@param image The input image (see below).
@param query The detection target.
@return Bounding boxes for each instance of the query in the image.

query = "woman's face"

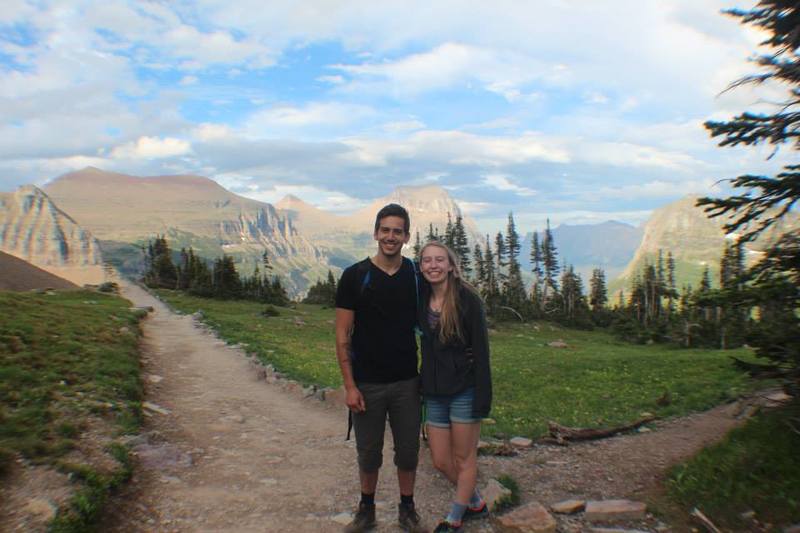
[420,246,453,285]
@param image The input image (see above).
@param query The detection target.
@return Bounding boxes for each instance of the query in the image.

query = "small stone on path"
[496,501,556,533]
[550,499,585,514]
[331,512,352,525]
[482,478,512,511]
[510,436,533,448]
[585,500,647,522]
[142,401,171,415]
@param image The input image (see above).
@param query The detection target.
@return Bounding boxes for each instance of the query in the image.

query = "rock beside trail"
[510,436,533,448]
[585,500,647,522]
[482,478,512,511]
[550,499,585,514]
[496,501,557,532]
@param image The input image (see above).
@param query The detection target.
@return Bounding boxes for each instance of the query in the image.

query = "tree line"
[143,236,289,305]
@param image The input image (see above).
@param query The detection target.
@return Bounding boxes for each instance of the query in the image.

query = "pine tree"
[472,242,485,289]
[144,235,177,289]
[541,219,559,298]
[666,252,677,314]
[453,214,471,277]
[413,231,422,262]
[589,268,608,313]
[444,212,455,249]
[697,1,800,394]
[494,231,507,287]
[427,223,438,242]
[482,235,499,311]
[503,213,526,309]
[529,231,544,315]
[213,255,242,298]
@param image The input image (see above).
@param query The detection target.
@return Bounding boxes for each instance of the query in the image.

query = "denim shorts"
[425,387,479,428]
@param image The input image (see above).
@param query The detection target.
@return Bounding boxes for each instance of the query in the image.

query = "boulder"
[510,436,533,448]
[550,499,585,514]
[585,500,647,522]
[496,502,556,532]
[482,478,512,511]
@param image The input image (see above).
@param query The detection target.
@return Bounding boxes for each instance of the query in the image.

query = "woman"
[418,241,492,533]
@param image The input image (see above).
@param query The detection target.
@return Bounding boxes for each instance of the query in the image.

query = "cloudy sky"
[0,0,791,233]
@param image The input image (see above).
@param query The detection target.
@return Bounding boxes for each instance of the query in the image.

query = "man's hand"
[346,387,366,413]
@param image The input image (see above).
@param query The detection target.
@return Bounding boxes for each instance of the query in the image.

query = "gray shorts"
[352,376,421,473]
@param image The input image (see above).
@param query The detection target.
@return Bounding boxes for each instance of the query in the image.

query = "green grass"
[0,289,144,533]
[156,291,756,439]
[493,474,521,512]
[0,290,144,471]
[667,402,800,529]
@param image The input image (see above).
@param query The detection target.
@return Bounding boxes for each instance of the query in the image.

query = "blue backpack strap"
[357,257,372,296]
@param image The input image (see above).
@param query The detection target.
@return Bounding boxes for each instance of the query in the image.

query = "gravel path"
[103,283,745,532]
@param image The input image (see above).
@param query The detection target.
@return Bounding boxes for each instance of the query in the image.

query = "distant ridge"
[0,251,78,291]
[0,185,105,286]
[44,167,329,295]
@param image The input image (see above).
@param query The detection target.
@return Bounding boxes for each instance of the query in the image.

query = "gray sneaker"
[398,502,426,533]
[344,502,376,533]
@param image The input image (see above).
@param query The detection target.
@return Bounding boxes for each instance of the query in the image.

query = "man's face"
[374,215,410,258]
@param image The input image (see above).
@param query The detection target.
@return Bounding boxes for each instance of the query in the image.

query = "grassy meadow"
[0,289,144,531]
[667,402,800,529]
[156,290,756,438]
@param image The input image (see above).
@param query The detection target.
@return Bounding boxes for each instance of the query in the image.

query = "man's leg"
[347,383,388,532]
[387,377,423,531]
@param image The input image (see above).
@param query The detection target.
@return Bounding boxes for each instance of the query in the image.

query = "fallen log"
[544,416,657,444]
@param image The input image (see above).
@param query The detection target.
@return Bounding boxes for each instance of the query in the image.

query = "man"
[335,203,425,533]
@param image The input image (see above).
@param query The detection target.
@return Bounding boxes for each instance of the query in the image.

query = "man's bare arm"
[335,307,365,412]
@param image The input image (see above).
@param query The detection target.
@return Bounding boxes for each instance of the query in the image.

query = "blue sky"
[0,0,792,234]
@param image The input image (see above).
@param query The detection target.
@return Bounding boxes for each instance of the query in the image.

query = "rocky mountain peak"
[0,184,104,285]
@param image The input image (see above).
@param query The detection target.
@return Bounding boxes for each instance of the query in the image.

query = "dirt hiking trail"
[105,283,745,532]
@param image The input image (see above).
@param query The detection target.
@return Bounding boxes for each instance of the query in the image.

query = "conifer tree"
[666,251,677,314]
[697,1,800,393]
[494,231,507,289]
[503,213,526,308]
[453,214,471,277]
[413,231,422,262]
[482,235,499,310]
[589,268,608,313]
[472,242,485,288]
[541,219,560,298]
[444,212,455,249]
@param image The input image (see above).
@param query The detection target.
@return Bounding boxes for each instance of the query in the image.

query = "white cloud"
[482,174,537,197]
[594,179,719,201]
[244,102,376,136]
[343,130,569,168]
[576,141,706,173]
[457,201,493,215]
[242,183,367,212]
[192,123,235,141]
[381,119,426,133]
[317,74,345,85]
[110,136,192,159]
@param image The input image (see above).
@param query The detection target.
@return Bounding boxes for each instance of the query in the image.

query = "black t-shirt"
[335,258,418,384]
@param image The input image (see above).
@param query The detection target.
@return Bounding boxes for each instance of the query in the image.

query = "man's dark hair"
[374,203,410,234]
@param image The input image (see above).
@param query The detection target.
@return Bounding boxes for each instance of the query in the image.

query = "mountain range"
[0,185,105,286]
[1,166,796,298]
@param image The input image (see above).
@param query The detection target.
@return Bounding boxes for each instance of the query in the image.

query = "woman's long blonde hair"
[420,241,470,343]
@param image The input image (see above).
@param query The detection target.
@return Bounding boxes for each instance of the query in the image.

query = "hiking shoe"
[463,501,489,520]
[433,519,463,532]
[397,502,426,533]
[344,502,376,533]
